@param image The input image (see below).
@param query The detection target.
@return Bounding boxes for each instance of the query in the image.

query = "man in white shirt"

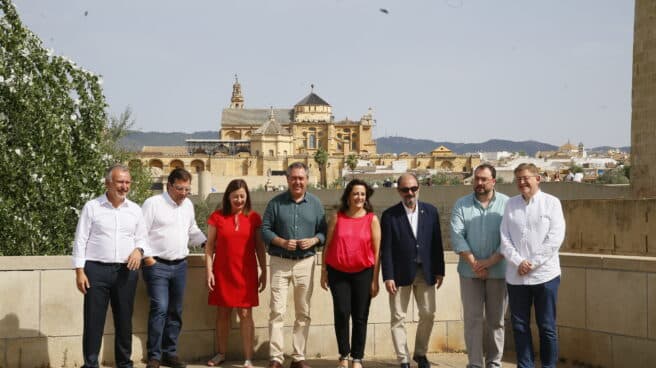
[500,163,566,368]
[72,164,148,368]
[141,168,207,368]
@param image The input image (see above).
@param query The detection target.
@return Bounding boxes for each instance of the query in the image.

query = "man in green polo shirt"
[262,162,326,368]
[450,163,509,368]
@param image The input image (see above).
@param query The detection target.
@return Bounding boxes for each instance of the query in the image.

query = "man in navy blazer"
[381,173,445,368]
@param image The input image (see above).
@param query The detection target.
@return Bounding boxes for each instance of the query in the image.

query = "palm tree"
[313,147,328,188]
[346,154,358,180]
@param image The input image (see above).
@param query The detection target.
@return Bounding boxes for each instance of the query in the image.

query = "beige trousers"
[268,256,315,363]
[389,266,436,363]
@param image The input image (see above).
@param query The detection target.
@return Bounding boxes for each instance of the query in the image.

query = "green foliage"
[346,154,358,172]
[596,169,630,184]
[0,1,147,255]
[569,162,584,173]
[431,173,462,185]
[313,147,328,188]
[106,108,152,204]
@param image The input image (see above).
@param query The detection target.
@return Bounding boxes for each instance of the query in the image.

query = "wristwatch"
[136,247,144,256]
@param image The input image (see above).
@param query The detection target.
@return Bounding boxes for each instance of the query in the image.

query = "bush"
[0,1,149,255]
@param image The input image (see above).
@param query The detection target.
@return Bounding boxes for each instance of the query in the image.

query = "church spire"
[230,74,244,109]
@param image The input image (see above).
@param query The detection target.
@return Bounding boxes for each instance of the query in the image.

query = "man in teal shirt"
[262,162,326,368]
[450,163,509,368]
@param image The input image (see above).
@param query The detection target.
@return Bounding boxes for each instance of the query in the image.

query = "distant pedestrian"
[321,179,381,368]
[261,162,326,368]
[450,163,509,368]
[380,173,445,368]
[501,163,566,368]
[205,179,267,368]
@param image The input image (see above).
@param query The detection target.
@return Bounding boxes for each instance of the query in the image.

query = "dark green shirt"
[261,191,326,258]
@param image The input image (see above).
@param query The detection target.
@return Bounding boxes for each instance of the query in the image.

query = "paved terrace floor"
[121,354,550,368]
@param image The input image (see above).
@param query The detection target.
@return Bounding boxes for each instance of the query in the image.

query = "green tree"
[313,147,328,189]
[105,107,152,204]
[0,0,143,255]
[596,168,630,184]
[346,154,358,179]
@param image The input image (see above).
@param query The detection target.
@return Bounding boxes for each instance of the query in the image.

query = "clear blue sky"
[14,0,634,147]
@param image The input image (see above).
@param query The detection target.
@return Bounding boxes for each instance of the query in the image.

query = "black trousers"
[82,261,138,368]
[327,265,373,360]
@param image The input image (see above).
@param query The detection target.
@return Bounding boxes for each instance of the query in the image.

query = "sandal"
[338,356,349,368]
[207,352,226,367]
[244,359,254,368]
[352,359,363,368]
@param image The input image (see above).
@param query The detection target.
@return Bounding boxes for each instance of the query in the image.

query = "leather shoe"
[161,355,186,368]
[413,355,430,368]
[400,363,410,368]
[269,360,283,368]
[146,359,161,368]
[290,360,312,368]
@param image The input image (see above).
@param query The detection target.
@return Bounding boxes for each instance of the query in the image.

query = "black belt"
[154,256,186,265]
[272,253,314,260]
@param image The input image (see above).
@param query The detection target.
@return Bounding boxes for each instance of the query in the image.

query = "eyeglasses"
[399,186,419,193]
[515,176,537,183]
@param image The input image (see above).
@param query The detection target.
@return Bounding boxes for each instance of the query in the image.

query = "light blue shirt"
[450,191,509,279]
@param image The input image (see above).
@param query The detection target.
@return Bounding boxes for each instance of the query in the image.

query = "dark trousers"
[507,276,560,368]
[83,261,138,368]
[327,265,373,360]
[142,259,187,361]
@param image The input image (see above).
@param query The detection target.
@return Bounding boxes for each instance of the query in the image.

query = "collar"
[522,189,542,204]
[473,190,497,208]
[285,190,307,203]
[402,201,418,215]
[100,193,128,209]
[163,191,183,207]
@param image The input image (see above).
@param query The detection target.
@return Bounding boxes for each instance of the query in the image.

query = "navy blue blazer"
[380,201,445,286]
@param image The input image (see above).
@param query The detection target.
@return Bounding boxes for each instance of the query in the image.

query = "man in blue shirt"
[450,164,509,368]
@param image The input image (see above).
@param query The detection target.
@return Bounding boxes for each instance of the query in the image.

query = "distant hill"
[375,137,559,156]
[588,145,631,153]
[121,131,629,156]
[120,130,218,151]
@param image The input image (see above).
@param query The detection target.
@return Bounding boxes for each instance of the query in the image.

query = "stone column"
[631,0,656,198]
[198,170,211,200]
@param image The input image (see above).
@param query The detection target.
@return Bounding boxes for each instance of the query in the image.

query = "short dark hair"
[475,163,496,179]
[286,162,309,178]
[219,179,252,216]
[168,168,192,185]
[339,179,374,213]
[396,172,418,187]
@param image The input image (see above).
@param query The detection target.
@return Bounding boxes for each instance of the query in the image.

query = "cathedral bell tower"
[230,74,244,109]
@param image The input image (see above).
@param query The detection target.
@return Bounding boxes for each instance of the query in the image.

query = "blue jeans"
[507,276,560,368]
[142,259,187,361]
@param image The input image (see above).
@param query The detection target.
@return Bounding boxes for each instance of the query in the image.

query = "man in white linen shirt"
[141,168,207,368]
[500,163,565,368]
[72,164,149,368]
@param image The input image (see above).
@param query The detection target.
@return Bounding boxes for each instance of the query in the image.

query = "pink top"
[325,212,375,273]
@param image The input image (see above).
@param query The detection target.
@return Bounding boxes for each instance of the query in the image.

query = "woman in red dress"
[205,179,267,368]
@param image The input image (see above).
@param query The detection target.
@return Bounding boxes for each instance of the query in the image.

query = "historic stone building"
[135,78,478,196]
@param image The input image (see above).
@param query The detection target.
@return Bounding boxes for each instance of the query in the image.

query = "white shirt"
[402,202,418,238]
[141,192,207,260]
[72,194,149,268]
[500,190,566,285]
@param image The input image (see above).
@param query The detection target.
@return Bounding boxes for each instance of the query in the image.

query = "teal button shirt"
[261,191,326,258]
[450,191,509,279]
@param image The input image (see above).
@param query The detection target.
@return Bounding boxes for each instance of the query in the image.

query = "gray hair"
[286,162,309,178]
[105,164,130,182]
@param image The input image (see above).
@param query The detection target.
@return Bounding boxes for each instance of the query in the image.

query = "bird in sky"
[379,8,389,14]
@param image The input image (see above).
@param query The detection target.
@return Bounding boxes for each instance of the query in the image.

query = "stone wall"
[1,252,655,367]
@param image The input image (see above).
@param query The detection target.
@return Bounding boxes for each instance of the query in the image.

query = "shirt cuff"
[73,257,86,268]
